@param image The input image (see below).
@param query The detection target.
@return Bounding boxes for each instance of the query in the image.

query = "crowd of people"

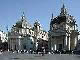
[0,48,80,56]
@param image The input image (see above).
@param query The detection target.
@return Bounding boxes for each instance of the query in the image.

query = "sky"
[0,0,80,32]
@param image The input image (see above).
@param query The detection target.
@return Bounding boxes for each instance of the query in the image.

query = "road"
[0,52,80,60]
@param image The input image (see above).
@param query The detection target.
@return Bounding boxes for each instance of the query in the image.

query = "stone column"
[18,36,21,51]
[10,39,12,50]
[68,34,70,50]
[66,36,67,46]
[50,36,52,51]
[65,34,68,50]
[54,37,57,50]
[15,38,17,50]
[48,38,51,51]
[19,38,21,50]
[51,39,54,51]
[75,36,78,47]
[8,39,9,51]
[12,39,13,50]
[54,44,57,50]
[9,39,11,50]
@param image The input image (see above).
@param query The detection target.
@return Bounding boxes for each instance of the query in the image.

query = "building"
[0,30,7,43]
[8,12,48,52]
[48,4,79,51]
[0,30,7,50]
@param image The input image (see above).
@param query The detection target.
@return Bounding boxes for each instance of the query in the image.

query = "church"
[8,4,79,52]
[8,12,48,52]
[48,4,79,51]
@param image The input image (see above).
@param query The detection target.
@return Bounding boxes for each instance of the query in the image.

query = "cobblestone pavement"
[0,52,80,60]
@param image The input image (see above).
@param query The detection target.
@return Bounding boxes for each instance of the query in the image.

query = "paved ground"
[0,52,80,60]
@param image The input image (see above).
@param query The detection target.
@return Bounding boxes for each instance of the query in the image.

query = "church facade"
[48,4,79,51]
[8,13,48,52]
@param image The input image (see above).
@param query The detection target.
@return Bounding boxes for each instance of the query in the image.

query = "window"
[29,29,31,34]
[42,36,43,38]
[31,42,33,44]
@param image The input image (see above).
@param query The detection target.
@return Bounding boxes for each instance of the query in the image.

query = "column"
[51,47,53,51]
[15,39,17,50]
[19,38,21,51]
[66,36,67,46]
[48,38,51,51]
[50,37,52,51]
[54,37,57,50]
[10,39,11,50]
[68,34,70,50]
[54,44,57,50]
[64,35,68,50]
[75,36,78,47]
[8,39,10,50]
[18,36,21,51]
[8,39,10,51]
[11,39,13,50]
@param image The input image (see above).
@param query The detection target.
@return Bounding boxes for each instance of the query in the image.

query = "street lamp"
[6,25,9,51]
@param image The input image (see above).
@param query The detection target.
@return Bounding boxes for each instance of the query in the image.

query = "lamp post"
[6,25,9,51]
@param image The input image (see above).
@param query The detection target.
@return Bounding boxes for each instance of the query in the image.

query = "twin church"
[8,4,79,52]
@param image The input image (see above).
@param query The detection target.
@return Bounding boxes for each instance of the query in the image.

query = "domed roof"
[50,15,66,25]
[50,4,68,25]
[13,12,31,28]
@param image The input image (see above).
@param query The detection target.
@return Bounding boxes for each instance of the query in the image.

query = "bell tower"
[34,20,40,38]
